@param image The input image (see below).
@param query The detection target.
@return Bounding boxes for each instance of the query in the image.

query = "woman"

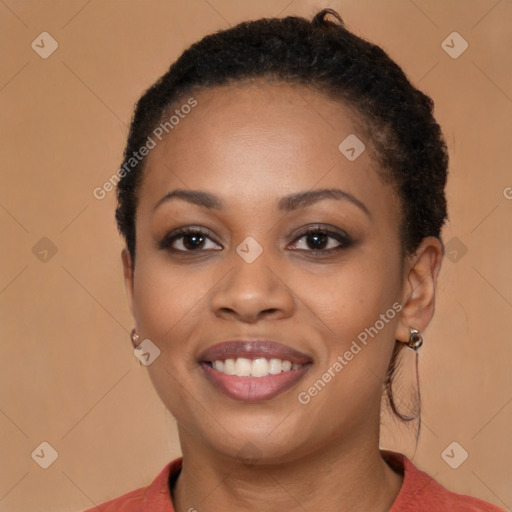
[83,8,505,512]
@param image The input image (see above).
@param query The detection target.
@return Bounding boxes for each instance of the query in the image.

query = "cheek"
[132,258,207,353]
[295,272,400,433]
[304,246,402,394]
[310,252,401,338]
[131,259,208,421]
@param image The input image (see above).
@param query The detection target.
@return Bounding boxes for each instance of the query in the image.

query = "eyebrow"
[152,188,371,218]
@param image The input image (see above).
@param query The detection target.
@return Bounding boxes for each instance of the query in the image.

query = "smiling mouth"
[198,340,313,401]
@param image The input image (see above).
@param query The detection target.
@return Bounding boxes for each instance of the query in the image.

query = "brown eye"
[290,226,352,253]
[159,227,222,252]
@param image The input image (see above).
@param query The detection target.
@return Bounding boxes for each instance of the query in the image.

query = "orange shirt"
[81,450,506,511]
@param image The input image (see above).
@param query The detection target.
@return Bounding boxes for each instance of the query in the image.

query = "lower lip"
[200,362,311,402]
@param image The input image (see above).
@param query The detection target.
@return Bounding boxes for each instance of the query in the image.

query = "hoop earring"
[407,328,423,350]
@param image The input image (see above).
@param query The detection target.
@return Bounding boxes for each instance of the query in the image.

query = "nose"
[210,251,295,323]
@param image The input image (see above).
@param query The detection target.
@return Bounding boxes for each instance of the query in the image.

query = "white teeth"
[282,360,292,372]
[269,358,283,374]
[224,358,236,375]
[235,357,252,377]
[251,358,270,377]
[213,360,224,372]
[210,357,303,377]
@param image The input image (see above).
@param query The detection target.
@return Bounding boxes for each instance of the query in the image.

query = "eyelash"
[158,225,352,255]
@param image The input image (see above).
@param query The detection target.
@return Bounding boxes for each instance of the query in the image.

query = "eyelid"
[292,223,351,241]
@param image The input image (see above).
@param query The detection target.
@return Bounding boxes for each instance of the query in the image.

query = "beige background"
[1,0,511,511]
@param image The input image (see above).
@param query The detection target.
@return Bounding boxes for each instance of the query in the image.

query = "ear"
[395,236,444,343]
[121,248,136,321]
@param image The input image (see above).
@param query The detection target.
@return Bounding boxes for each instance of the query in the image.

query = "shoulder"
[77,458,182,512]
[383,451,506,512]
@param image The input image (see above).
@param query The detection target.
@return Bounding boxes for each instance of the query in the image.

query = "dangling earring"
[407,328,423,350]
[130,328,141,366]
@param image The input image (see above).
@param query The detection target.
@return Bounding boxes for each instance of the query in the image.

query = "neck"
[172,425,403,512]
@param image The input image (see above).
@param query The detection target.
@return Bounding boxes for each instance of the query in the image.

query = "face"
[123,80,412,463]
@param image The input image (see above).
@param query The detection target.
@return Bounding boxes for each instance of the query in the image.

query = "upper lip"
[198,340,312,365]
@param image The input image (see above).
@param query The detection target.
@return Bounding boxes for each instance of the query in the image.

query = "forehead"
[137,80,399,221]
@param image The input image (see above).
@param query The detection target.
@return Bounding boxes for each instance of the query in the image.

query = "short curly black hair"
[115,8,448,425]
